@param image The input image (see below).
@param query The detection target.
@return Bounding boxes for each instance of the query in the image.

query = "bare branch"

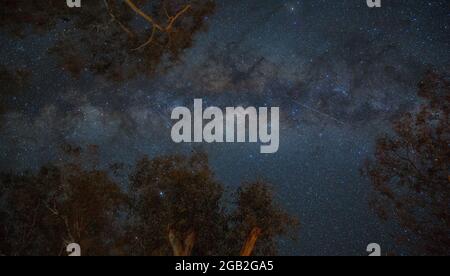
[124,0,164,31]
[124,0,192,50]
[132,26,157,51]
[166,5,192,31]
[163,1,171,20]
[43,201,75,243]
[104,0,136,38]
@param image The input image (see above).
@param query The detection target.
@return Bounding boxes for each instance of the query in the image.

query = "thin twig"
[104,0,135,37]
[132,26,157,51]
[166,5,191,31]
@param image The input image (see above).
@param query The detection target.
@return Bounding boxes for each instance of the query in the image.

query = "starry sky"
[1,0,449,255]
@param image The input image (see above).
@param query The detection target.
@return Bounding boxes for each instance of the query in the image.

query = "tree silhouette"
[363,71,449,255]
[0,149,298,256]
[0,145,126,256]
[126,152,299,256]
[229,182,299,256]
[1,0,215,80]
[125,151,227,256]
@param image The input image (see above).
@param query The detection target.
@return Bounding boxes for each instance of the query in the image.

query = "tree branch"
[44,201,75,243]
[124,0,192,50]
[104,0,136,38]
[124,0,164,31]
[132,26,157,51]
[166,5,192,31]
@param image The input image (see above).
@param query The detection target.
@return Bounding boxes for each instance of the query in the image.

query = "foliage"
[0,148,298,256]
[0,145,125,256]
[364,71,449,255]
[0,0,216,80]
[228,182,299,256]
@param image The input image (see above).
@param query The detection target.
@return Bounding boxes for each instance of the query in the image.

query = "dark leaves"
[363,71,450,256]
[0,149,298,256]
[1,0,216,81]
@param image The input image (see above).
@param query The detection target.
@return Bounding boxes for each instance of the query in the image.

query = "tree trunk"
[168,228,196,256]
[240,227,262,256]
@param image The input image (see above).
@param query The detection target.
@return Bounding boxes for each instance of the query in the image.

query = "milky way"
[0,0,449,255]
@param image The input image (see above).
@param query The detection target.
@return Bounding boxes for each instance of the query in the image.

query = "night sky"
[1,0,449,255]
